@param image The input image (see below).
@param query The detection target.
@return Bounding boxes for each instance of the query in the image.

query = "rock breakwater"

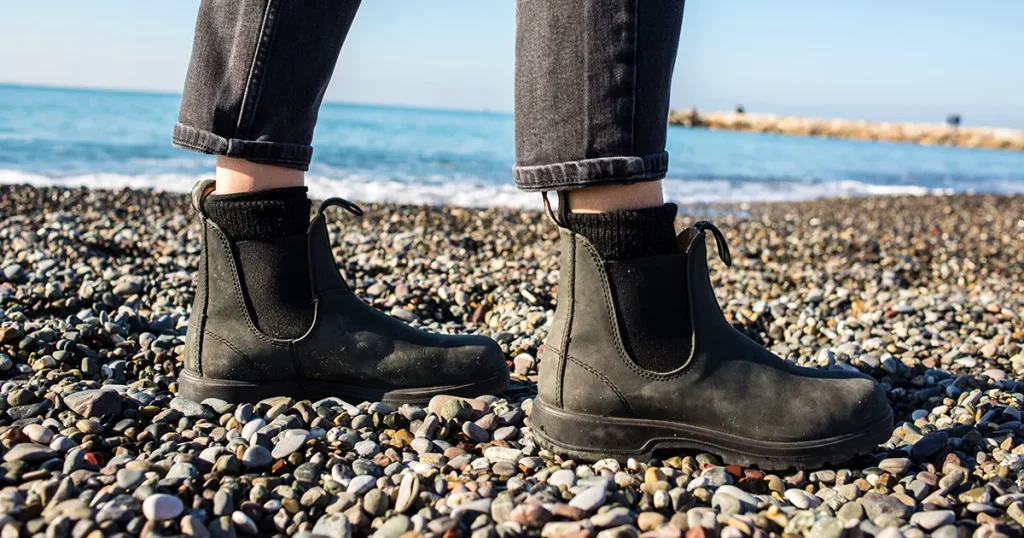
[669,109,1024,151]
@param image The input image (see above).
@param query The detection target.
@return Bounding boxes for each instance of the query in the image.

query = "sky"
[1,1,1021,127]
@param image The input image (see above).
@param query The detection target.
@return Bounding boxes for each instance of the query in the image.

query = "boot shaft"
[183,181,352,382]
[539,222,734,414]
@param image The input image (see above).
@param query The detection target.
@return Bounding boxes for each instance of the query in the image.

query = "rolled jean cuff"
[513,151,669,192]
[172,123,313,171]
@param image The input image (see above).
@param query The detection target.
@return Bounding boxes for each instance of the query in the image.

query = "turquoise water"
[3,84,1024,207]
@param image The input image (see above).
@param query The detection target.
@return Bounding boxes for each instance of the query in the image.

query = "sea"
[3,84,1024,209]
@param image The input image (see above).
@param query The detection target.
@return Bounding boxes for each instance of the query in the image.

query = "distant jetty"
[668,109,1024,151]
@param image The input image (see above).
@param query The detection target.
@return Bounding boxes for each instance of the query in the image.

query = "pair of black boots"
[181,180,891,467]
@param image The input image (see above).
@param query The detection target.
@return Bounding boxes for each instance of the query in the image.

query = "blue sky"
[1,1,1021,127]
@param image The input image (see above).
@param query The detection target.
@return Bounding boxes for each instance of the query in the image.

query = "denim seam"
[512,151,668,192]
[628,0,639,157]
[236,0,282,139]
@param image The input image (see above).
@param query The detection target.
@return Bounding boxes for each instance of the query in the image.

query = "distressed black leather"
[538,222,892,444]
[183,180,508,401]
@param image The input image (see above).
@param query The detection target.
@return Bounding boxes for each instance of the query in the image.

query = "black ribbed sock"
[203,187,313,339]
[565,203,679,260]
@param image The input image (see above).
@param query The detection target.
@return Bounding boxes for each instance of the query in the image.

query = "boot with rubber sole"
[532,218,893,468]
[180,180,509,405]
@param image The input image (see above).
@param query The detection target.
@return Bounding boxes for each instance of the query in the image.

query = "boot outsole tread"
[178,368,510,406]
[531,397,893,469]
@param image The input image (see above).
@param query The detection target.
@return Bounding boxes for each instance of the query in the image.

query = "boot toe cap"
[442,334,509,382]
[822,374,892,437]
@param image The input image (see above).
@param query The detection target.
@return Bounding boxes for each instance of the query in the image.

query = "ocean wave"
[1,169,1015,210]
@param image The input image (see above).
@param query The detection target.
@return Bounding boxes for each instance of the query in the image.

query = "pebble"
[271,432,307,459]
[230,511,257,535]
[569,486,608,512]
[63,389,122,418]
[312,513,351,538]
[910,510,955,530]
[116,468,145,489]
[142,494,183,521]
[23,423,54,444]
[1,186,1023,538]
[784,488,821,509]
[241,445,272,468]
[3,443,56,462]
[347,475,376,494]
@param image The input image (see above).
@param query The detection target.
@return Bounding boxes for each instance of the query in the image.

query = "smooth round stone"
[242,445,272,468]
[837,501,864,521]
[910,431,948,461]
[142,494,183,521]
[271,432,307,459]
[354,440,380,457]
[493,426,518,441]
[637,512,665,531]
[241,418,265,439]
[116,468,145,489]
[395,473,419,513]
[76,419,103,434]
[3,443,56,462]
[294,462,320,484]
[909,510,955,530]
[164,462,197,481]
[199,446,225,465]
[202,397,233,414]
[569,485,607,512]
[784,488,821,509]
[49,436,78,453]
[377,515,412,538]
[312,513,352,538]
[549,469,577,488]
[878,458,911,475]
[235,403,254,423]
[348,475,376,494]
[232,511,258,535]
[462,421,489,443]
[410,438,433,454]
[24,424,54,444]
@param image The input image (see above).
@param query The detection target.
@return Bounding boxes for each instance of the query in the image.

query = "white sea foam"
[1,169,1011,210]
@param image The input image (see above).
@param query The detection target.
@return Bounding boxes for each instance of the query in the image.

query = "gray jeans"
[174,0,684,192]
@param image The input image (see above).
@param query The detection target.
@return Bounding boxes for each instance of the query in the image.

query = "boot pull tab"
[688,221,733,267]
[190,179,216,215]
[316,197,364,220]
[541,191,570,228]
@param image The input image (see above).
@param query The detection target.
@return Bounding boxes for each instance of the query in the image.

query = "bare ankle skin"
[214,156,305,194]
[567,181,664,213]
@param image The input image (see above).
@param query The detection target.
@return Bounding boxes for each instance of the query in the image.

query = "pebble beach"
[2,184,1024,538]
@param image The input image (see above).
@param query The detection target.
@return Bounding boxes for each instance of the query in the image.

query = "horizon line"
[0,81,515,117]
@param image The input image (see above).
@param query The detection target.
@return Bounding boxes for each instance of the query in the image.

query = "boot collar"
[189,179,366,299]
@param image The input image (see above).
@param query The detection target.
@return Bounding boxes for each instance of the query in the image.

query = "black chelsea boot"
[180,180,509,404]
[532,218,892,468]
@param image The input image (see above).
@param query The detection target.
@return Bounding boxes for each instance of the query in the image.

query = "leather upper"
[184,180,506,388]
[539,224,892,443]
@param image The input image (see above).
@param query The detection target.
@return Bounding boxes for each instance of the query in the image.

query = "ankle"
[215,156,305,194]
[567,181,664,213]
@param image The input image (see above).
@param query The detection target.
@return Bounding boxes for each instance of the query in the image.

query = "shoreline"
[669,109,1024,151]
[0,170,999,212]
[2,184,1024,537]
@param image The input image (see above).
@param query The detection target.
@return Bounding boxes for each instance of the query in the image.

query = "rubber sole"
[530,397,893,469]
[177,369,510,406]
